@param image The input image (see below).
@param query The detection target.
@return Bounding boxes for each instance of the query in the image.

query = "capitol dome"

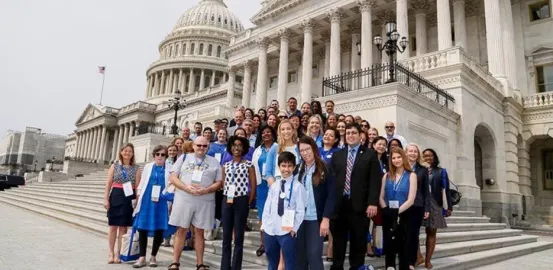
[173,0,244,33]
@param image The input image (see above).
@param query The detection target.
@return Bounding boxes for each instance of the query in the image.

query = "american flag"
[98,66,106,74]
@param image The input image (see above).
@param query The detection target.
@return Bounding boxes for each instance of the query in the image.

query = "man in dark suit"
[329,123,382,270]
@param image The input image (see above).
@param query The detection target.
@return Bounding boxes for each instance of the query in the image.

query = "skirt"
[107,188,135,227]
[256,180,269,219]
[422,197,447,229]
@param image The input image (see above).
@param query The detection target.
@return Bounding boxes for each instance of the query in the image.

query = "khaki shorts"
[169,192,215,230]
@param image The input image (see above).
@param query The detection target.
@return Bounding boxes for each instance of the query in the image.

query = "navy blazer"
[298,163,336,221]
[412,163,430,212]
[428,167,452,211]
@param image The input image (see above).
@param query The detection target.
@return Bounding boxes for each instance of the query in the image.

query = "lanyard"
[379,160,385,173]
[229,159,243,184]
[194,157,205,168]
[120,164,128,181]
[393,171,407,192]
[153,165,165,185]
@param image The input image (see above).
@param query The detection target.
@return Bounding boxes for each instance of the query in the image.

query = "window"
[312,65,319,77]
[169,45,173,57]
[199,43,204,55]
[175,44,180,56]
[529,1,551,21]
[183,44,187,55]
[190,43,195,55]
[411,36,417,52]
[288,71,297,83]
[543,150,553,190]
[536,64,553,92]
[269,76,278,88]
[217,46,222,57]
[208,44,213,56]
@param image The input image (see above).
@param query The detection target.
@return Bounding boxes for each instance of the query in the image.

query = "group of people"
[103,98,454,270]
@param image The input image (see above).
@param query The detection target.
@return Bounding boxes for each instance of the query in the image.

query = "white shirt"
[261,175,306,236]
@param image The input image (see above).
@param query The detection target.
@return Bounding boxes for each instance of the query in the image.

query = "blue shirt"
[257,145,272,180]
[264,144,300,180]
[318,146,340,164]
[207,142,227,164]
[384,171,411,206]
[347,144,361,163]
[303,164,318,221]
[222,147,254,164]
[261,175,307,236]
[311,134,323,148]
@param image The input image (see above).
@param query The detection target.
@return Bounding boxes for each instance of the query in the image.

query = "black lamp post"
[34,160,37,172]
[356,41,361,56]
[51,156,56,171]
[168,90,187,136]
[373,21,409,83]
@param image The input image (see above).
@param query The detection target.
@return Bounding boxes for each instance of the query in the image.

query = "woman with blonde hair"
[367,128,379,149]
[264,120,300,186]
[379,147,418,270]
[104,143,140,264]
[306,114,324,147]
[172,137,185,157]
[405,143,430,269]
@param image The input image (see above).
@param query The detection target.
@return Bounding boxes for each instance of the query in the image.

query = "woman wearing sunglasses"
[132,145,170,268]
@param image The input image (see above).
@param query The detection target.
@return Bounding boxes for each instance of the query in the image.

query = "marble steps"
[32,182,107,189]
[0,197,263,270]
[247,208,478,219]
[10,188,103,207]
[22,184,105,194]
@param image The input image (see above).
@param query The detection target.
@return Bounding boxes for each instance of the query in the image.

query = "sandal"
[114,253,121,264]
[107,253,115,264]
[256,245,265,257]
[132,259,146,268]
[168,262,180,270]
[196,264,210,270]
[149,258,158,267]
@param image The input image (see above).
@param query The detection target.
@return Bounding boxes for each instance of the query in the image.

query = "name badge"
[151,185,161,202]
[226,184,236,204]
[261,163,267,179]
[163,184,176,194]
[122,181,133,197]
[192,169,203,185]
[281,209,295,232]
[214,153,222,163]
[389,200,399,209]
[326,154,332,159]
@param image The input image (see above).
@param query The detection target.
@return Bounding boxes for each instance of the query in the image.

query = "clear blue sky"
[0,0,256,135]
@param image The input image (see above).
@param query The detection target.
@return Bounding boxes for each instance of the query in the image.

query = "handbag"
[120,219,140,262]
[441,168,462,208]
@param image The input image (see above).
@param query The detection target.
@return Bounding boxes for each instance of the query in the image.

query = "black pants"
[220,195,250,270]
[138,230,163,257]
[408,206,425,265]
[330,197,368,270]
[383,207,414,270]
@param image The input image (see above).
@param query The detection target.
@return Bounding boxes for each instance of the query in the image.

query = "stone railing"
[119,101,157,114]
[522,92,553,108]
[401,46,503,91]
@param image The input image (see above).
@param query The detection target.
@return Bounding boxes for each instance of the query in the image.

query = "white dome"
[174,0,244,33]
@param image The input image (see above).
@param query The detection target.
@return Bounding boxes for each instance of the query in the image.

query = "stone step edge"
[23,185,105,194]
[9,188,102,206]
[2,189,107,215]
[0,199,262,269]
[11,187,106,199]
[430,241,553,270]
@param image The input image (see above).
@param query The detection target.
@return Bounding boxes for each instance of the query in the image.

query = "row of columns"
[162,41,223,60]
[74,121,139,162]
[146,69,230,98]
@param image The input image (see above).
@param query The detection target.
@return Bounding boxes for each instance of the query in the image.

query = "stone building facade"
[68,0,553,224]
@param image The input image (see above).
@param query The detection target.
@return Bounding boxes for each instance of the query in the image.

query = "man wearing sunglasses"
[384,121,407,149]
[168,136,223,270]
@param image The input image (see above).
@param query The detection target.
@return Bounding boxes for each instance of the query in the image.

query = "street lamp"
[34,160,37,172]
[373,21,409,83]
[168,90,187,136]
[356,41,361,56]
[51,156,56,171]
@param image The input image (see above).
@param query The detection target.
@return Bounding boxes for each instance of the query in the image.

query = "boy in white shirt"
[261,151,307,270]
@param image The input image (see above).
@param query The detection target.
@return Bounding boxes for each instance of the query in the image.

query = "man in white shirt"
[384,121,407,148]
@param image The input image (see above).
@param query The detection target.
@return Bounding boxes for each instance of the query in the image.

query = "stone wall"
[38,171,68,182]
[63,160,110,178]
[130,133,173,164]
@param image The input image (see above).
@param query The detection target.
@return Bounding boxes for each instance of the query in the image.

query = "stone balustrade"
[119,101,157,114]
[523,92,553,108]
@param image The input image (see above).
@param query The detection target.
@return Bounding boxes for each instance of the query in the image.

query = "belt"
[112,183,135,189]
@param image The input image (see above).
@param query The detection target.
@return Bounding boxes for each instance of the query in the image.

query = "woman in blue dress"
[319,128,340,164]
[207,128,228,164]
[132,145,170,268]
[251,125,277,257]
[379,147,417,270]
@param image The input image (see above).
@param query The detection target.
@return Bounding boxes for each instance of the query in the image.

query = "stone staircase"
[0,173,552,270]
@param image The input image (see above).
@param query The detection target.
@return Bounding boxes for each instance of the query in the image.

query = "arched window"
[211,15,215,21]
[183,44,187,55]
[204,76,211,88]
[217,46,221,58]
[190,43,195,55]
[169,45,173,57]
[175,44,180,56]
[224,18,228,25]
[208,44,213,56]
[199,43,204,55]
[218,16,221,23]
[204,14,207,21]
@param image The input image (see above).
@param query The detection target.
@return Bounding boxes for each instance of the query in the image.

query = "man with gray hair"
[384,121,407,148]
[229,105,246,127]
[227,109,245,135]
[242,119,257,147]
[168,136,222,270]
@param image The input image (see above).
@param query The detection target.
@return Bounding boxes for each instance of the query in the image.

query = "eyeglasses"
[232,144,243,149]
[155,153,166,157]
[299,148,312,154]
[361,124,369,127]
[385,126,395,129]
[345,131,359,136]
[195,144,209,148]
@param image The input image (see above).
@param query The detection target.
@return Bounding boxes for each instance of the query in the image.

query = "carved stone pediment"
[251,0,309,25]
[75,104,105,125]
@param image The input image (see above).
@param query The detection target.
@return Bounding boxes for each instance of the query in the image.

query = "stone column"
[129,122,135,139]
[122,123,129,145]
[153,73,159,96]
[328,8,342,77]
[188,69,195,93]
[518,141,532,210]
[83,130,90,159]
[350,26,361,88]
[177,69,184,91]
[111,128,119,161]
[182,69,188,92]
[160,72,166,95]
[242,61,253,108]
[199,69,205,90]
[453,0,467,49]
[226,67,236,108]
[74,133,81,158]
[359,1,374,70]
[255,38,269,109]
[210,70,216,87]
[412,0,429,55]
[501,0,518,92]
[396,0,410,59]
[167,70,174,93]
[146,76,152,98]
[98,126,107,161]
[277,28,290,107]
[484,0,508,90]
[437,0,452,50]
[91,127,99,161]
[116,125,123,155]
[301,19,313,105]
[321,31,331,78]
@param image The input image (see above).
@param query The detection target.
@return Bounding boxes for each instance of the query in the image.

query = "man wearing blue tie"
[329,123,382,270]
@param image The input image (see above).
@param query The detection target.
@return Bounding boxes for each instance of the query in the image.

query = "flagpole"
[99,71,106,105]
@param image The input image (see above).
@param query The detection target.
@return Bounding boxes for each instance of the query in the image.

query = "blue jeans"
[296,220,324,270]
[220,196,249,270]
[263,232,296,270]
